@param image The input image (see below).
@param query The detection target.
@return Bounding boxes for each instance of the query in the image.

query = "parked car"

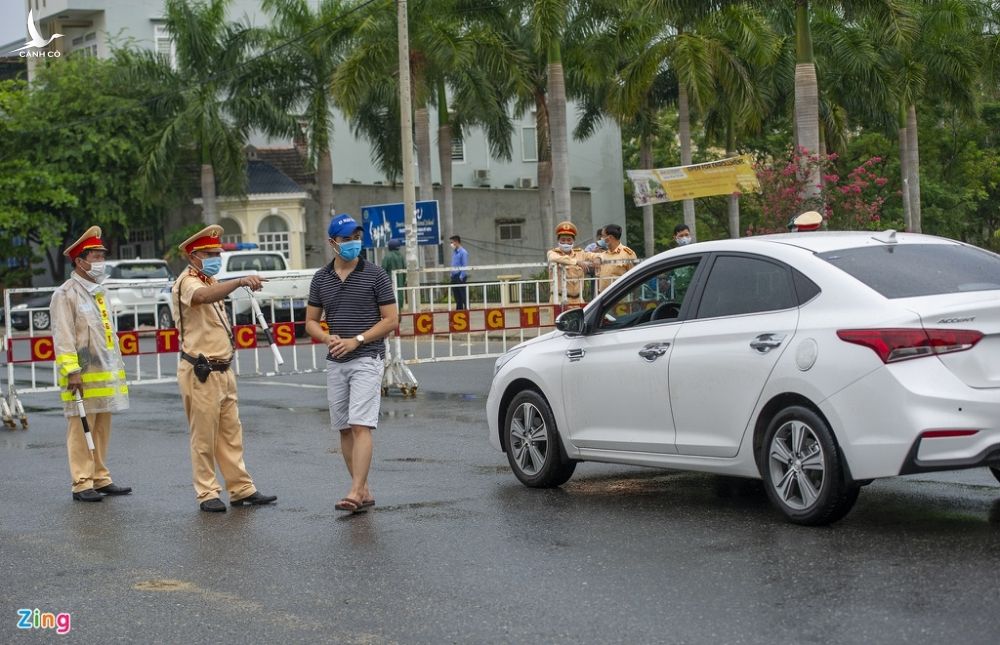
[487,231,1000,525]
[218,250,315,330]
[104,259,174,330]
[7,292,54,331]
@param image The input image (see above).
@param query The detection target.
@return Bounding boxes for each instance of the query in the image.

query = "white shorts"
[326,357,384,431]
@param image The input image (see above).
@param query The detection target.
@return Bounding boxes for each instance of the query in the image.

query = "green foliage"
[0,57,170,284]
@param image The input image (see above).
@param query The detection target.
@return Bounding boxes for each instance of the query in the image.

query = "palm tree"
[239,0,359,260]
[117,0,276,225]
[598,1,767,245]
[890,0,980,232]
[526,0,574,225]
[337,0,518,241]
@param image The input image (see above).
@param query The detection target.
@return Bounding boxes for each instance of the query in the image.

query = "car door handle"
[750,333,786,353]
[638,342,670,362]
[566,348,586,361]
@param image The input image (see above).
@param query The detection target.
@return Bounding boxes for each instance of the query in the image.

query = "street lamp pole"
[397,0,419,312]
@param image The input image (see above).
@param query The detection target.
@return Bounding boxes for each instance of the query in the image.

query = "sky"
[1,1,28,50]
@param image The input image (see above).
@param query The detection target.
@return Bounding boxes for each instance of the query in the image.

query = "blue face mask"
[200,257,222,276]
[597,238,608,250]
[337,240,363,261]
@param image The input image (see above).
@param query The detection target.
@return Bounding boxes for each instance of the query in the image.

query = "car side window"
[695,256,795,319]
[597,260,700,331]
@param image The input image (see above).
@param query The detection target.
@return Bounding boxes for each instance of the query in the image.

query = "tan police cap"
[179,224,224,255]
[790,210,823,231]
[63,226,107,260]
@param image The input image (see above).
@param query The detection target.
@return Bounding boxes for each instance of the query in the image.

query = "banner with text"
[627,155,760,206]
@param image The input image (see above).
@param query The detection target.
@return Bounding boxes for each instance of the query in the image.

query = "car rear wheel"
[503,390,576,488]
[158,305,174,329]
[760,406,859,526]
[990,467,1000,485]
[31,310,50,331]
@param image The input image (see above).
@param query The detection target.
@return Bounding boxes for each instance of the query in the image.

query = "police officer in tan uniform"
[171,225,277,513]
[51,227,131,502]
[596,223,638,292]
[546,220,600,304]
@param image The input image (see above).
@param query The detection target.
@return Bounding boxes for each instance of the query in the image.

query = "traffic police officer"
[171,225,277,512]
[596,223,638,292]
[52,227,132,502]
[546,221,600,304]
[788,210,824,231]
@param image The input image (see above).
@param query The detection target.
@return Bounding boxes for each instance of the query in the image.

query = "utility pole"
[397,0,419,312]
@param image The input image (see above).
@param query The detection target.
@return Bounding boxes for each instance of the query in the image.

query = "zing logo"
[10,10,63,58]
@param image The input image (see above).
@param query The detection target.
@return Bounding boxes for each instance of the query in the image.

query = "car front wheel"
[158,305,174,329]
[31,310,50,330]
[503,390,576,488]
[760,406,859,526]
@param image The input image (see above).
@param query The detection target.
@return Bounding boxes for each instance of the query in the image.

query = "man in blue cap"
[304,215,399,513]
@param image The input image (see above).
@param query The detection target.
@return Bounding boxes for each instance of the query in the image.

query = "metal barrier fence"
[2,259,640,424]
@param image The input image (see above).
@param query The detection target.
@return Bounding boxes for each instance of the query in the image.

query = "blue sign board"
[360,200,440,248]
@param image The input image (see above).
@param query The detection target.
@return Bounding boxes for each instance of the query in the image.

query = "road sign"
[360,200,440,248]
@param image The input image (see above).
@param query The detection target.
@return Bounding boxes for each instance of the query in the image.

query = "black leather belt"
[180,351,232,372]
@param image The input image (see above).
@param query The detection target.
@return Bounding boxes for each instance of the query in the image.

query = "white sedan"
[487,231,1000,525]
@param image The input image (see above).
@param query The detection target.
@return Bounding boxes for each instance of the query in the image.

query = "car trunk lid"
[905,292,1000,388]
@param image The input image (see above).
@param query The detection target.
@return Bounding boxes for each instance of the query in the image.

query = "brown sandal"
[335,497,363,512]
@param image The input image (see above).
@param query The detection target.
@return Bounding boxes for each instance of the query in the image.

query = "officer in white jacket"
[51,226,131,502]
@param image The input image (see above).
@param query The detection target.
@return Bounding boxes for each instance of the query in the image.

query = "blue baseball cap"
[387,238,402,250]
[328,214,362,239]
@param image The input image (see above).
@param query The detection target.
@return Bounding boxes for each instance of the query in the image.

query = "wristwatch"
[355,334,365,344]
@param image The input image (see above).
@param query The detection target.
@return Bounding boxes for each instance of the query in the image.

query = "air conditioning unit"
[473,168,490,182]
[516,177,533,188]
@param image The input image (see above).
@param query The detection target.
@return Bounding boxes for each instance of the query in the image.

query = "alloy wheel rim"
[34,311,49,329]
[509,402,548,476]
[768,420,825,511]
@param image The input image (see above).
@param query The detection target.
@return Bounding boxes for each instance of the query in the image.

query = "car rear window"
[110,263,172,279]
[818,244,1000,298]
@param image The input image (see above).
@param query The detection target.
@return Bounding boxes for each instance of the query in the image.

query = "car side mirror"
[555,308,586,335]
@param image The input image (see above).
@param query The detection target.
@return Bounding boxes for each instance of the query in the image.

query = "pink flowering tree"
[746,147,890,235]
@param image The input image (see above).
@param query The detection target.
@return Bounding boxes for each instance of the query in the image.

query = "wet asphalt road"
[1,358,999,644]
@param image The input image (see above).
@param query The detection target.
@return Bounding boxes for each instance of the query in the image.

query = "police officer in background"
[788,210,824,231]
[171,225,277,513]
[596,223,638,292]
[51,226,131,502]
[546,220,600,305]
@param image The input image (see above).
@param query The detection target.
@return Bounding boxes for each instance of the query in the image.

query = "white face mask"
[558,243,574,252]
[676,236,691,246]
[85,261,108,283]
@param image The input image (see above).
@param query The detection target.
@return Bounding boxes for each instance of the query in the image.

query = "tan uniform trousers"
[67,412,113,493]
[178,361,256,502]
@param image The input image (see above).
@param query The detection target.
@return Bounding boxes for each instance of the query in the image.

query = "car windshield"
[110,263,172,280]
[818,244,1000,298]
[226,254,284,272]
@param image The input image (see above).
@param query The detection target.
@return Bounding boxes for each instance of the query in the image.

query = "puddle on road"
[134,579,194,592]
[384,457,452,465]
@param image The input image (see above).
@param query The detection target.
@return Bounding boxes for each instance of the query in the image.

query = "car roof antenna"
[871,229,898,245]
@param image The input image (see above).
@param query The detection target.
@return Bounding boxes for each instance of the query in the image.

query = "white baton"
[73,395,96,451]
[244,286,285,366]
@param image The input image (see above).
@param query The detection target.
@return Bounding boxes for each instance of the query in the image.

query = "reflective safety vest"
[50,273,129,417]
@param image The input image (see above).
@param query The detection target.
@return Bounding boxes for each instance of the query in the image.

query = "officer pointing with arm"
[171,224,277,513]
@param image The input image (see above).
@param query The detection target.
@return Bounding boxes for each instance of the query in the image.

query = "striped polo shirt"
[308,258,396,363]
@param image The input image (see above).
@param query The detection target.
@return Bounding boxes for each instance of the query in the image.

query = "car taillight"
[836,328,983,363]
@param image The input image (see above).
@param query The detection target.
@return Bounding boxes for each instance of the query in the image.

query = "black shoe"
[95,483,132,496]
[72,489,103,502]
[231,491,277,507]
[199,498,226,513]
